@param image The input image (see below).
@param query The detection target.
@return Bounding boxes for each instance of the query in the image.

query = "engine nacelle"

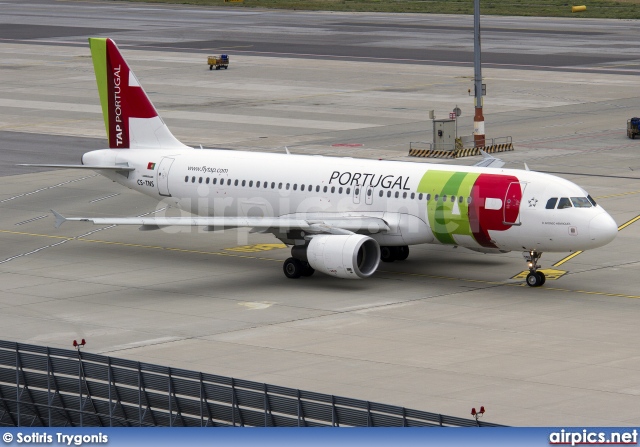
[306,234,381,279]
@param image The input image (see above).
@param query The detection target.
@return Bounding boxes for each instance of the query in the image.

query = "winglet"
[51,210,67,229]
[474,150,505,168]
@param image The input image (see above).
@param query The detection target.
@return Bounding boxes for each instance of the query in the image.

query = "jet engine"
[305,234,381,279]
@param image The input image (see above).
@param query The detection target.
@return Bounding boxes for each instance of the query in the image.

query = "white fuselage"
[83,148,618,253]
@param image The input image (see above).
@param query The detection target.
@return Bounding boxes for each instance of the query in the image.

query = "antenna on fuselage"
[285,146,291,155]
[524,163,531,171]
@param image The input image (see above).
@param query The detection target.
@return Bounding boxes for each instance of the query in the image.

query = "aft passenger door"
[157,157,174,197]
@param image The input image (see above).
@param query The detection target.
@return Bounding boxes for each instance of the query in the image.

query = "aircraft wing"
[51,210,390,234]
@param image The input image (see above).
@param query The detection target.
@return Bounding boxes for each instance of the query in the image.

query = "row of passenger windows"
[546,196,596,209]
[184,176,474,203]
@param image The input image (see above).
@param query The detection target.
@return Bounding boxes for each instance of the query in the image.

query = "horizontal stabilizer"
[18,164,135,171]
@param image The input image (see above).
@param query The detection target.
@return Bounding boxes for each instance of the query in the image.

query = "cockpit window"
[546,198,558,209]
[557,197,572,209]
[587,195,597,206]
[571,197,592,208]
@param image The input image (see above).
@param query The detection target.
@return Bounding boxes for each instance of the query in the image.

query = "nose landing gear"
[523,251,546,287]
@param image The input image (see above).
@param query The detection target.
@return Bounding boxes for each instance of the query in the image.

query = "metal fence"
[0,340,502,427]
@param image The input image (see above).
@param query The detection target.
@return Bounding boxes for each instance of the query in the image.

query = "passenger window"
[249,181,253,187]
[557,197,572,209]
[395,191,399,198]
[331,186,335,193]
[206,178,210,184]
[338,187,343,194]
[257,181,261,188]
[426,194,430,201]
[346,187,351,195]
[451,196,455,202]
[184,176,188,182]
[199,177,203,184]
[546,198,558,209]
[458,196,463,203]
[403,192,407,199]
[588,195,597,206]
[379,190,384,197]
[271,182,275,189]
[434,194,439,201]
[367,189,372,196]
[316,186,320,192]
[192,176,196,183]
[286,183,290,190]
[213,178,217,185]
[323,186,328,193]
[571,197,592,208]
[418,193,423,200]
[293,184,297,191]
[387,191,391,198]
[442,194,447,202]
[242,180,246,187]
[227,179,231,186]
[411,193,415,199]
[301,184,305,192]
[467,197,472,204]
[278,183,283,189]
[355,188,360,195]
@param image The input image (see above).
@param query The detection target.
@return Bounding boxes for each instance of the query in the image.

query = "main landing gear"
[380,245,409,263]
[523,250,546,287]
[283,257,315,279]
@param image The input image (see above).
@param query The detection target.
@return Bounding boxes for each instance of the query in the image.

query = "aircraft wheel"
[300,262,315,277]
[396,245,410,261]
[209,65,213,70]
[538,271,546,286]
[526,272,543,287]
[283,257,303,279]
[380,246,398,263]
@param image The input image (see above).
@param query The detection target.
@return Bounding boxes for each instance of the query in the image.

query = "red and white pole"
[473,0,485,148]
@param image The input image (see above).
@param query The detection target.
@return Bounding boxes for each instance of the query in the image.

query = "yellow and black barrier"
[409,143,514,159]
[408,149,456,159]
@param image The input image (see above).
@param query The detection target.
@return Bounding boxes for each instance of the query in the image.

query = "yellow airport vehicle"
[207,54,229,70]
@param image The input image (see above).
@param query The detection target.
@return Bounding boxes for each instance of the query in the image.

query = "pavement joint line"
[0,175,97,203]
[0,229,283,262]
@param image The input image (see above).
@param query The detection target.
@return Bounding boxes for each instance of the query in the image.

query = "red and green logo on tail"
[89,38,157,149]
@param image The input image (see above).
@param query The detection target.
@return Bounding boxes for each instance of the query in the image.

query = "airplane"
[20,38,618,286]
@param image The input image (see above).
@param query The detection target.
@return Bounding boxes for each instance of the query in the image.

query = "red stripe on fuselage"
[469,173,521,248]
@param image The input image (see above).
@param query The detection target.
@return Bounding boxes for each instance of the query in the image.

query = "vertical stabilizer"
[88,38,189,149]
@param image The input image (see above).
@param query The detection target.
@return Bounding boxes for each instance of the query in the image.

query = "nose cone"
[589,212,617,247]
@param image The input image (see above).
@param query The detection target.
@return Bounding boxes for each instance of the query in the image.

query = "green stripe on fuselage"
[88,38,109,141]
[417,170,479,244]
